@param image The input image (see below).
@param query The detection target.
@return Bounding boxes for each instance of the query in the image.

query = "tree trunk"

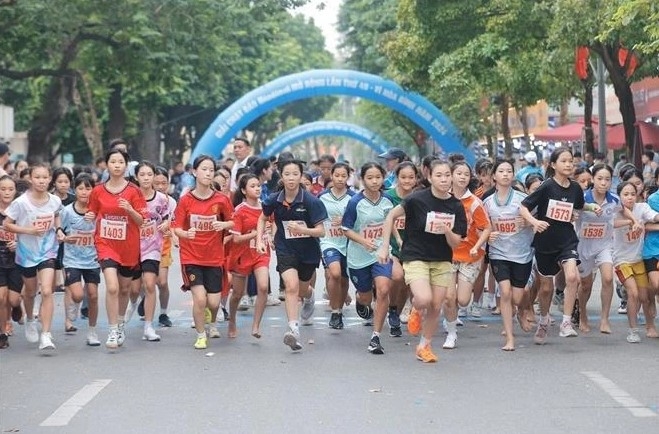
[559,99,570,126]
[107,84,126,141]
[582,80,595,155]
[517,105,530,150]
[138,108,160,163]
[500,95,513,159]
[71,72,103,161]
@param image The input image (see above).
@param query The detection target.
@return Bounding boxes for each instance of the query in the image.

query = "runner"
[0,176,21,349]
[4,164,62,351]
[172,155,234,350]
[378,159,467,362]
[256,159,327,352]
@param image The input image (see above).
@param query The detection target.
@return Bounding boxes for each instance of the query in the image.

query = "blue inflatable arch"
[261,121,389,158]
[191,69,475,165]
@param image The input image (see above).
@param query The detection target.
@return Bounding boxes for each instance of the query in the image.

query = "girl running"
[378,159,467,362]
[4,164,62,351]
[342,162,394,355]
[318,162,354,330]
[88,148,147,349]
[58,174,101,346]
[227,174,271,338]
[0,176,21,349]
[257,159,327,352]
[172,155,234,350]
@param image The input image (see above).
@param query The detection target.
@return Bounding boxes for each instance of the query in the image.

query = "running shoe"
[300,290,315,325]
[237,296,250,311]
[559,321,578,337]
[278,290,286,301]
[617,300,627,314]
[158,314,172,327]
[400,301,411,324]
[39,332,55,351]
[86,330,101,347]
[137,298,145,318]
[416,344,438,363]
[222,307,229,322]
[355,302,372,320]
[266,294,281,306]
[0,333,8,349]
[142,326,161,342]
[11,306,22,323]
[329,312,344,330]
[80,306,88,320]
[458,307,468,318]
[626,328,641,343]
[207,325,221,339]
[204,307,212,324]
[367,335,384,354]
[25,319,39,343]
[407,307,422,336]
[105,329,119,349]
[442,333,457,349]
[534,322,549,345]
[283,330,302,351]
[117,323,126,346]
[469,304,482,318]
[194,336,208,349]
[456,317,464,327]
[388,308,402,337]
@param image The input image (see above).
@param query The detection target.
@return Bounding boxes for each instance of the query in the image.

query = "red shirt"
[89,182,148,267]
[173,190,234,266]
[229,202,270,269]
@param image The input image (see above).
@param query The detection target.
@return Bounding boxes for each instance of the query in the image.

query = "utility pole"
[597,57,607,154]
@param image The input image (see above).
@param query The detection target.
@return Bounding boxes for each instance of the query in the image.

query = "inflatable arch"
[261,121,389,158]
[191,69,475,165]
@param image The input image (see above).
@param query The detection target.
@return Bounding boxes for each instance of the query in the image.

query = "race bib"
[140,221,157,239]
[249,233,270,250]
[547,199,573,222]
[362,223,383,241]
[327,223,344,238]
[283,220,310,239]
[581,222,606,239]
[33,213,54,231]
[394,217,406,230]
[190,214,216,232]
[74,230,95,247]
[0,227,15,242]
[425,212,454,234]
[100,218,127,240]
[625,227,643,243]
[492,216,518,234]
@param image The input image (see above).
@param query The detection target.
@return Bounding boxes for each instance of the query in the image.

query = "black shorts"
[535,247,580,277]
[643,257,659,274]
[132,259,160,280]
[276,254,317,282]
[56,243,65,270]
[182,265,223,294]
[17,259,57,279]
[99,259,138,278]
[0,267,23,293]
[490,259,533,288]
[64,268,101,286]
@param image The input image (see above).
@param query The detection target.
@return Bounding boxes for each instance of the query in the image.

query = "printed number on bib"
[625,227,643,243]
[362,223,383,241]
[283,220,310,239]
[394,217,406,231]
[0,228,15,242]
[326,221,343,238]
[190,214,216,232]
[547,199,573,222]
[493,217,518,234]
[74,230,95,246]
[581,222,606,239]
[140,221,157,239]
[101,219,126,240]
[33,214,54,231]
[425,212,454,234]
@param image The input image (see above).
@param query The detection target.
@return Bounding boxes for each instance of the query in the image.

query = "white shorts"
[578,248,613,278]
[453,260,482,284]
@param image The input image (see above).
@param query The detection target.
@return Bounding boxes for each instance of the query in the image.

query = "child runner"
[378,159,467,362]
[318,162,354,329]
[88,148,147,349]
[4,164,62,351]
[342,162,394,354]
[0,176,21,348]
[257,159,327,352]
[172,155,234,350]
[58,174,101,346]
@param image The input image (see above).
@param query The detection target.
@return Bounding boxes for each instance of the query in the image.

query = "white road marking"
[582,371,657,418]
[40,379,112,427]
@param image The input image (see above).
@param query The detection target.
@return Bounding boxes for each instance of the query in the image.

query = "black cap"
[378,147,407,161]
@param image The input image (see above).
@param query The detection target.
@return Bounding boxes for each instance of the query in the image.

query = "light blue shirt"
[319,189,355,255]
[60,203,98,269]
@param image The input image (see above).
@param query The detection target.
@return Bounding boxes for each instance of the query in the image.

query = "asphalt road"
[1,252,658,433]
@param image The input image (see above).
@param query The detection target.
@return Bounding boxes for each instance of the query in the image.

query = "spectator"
[642,150,657,183]
[378,147,408,189]
[229,137,253,192]
[0,142,10,177]
[515,151,543,183]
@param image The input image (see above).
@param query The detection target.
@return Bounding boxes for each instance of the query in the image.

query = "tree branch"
[78,32,121,49]
[0,67,75,79]
[0,0,16,7]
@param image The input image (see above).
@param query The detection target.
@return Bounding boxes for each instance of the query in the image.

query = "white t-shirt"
[229,157,250,192]
[613,202,657,266]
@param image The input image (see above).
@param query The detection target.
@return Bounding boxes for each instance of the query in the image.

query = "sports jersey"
[140,190,170,262]
[452,189,490,263]
[262,188,327,263]
[5,192,61,267]
[483,188,534,264]
[0,212,16,268]
[614,202,657,265]
[89,182,147,267]
[319,189,355,255]
[342,191,394,269]
[575,189,620,260]
[642,191,659,259]
[229,202,270,268]
[399,188,468,263]
[60,203,98,269]
[521,177,585,254]
[385,188,408,258]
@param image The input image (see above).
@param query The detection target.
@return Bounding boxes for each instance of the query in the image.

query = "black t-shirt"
[400,189,468,262]
[521,177,585,253]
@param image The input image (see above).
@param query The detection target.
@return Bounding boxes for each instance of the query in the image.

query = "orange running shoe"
[407,307,422,336]
[416,344,438,363]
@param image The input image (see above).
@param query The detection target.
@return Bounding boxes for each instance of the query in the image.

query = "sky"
[295,0,342,56]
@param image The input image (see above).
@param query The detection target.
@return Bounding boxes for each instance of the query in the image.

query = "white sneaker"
[207,325,221,339]
[86,330,101,346]
[142,325,161,342]
[456,317,464,327]
[458,307,468,318]
[626,328,641,343]
[469,304,482,318]
[300,290,315,325]
[39,332,55,351]
[117,322,126,346]
[559,321,578,337]
[25,319,39,343]
[106,329,119,349]
[443,333,457,349]
[237,296,250,311]
[266,293,281,306]
[482,293,495,310]
[400,302,411,324]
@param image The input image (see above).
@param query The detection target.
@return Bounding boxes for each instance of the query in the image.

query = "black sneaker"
[159,313,172,327]
[222,307,229,322]
[0,333,8,349]
[618,300,628,314]
[356,302,372,320]
[80,306,89,320]
[54,285,65,293]
[11,306,22,323]
[329,312,344,330]
[390,325,402,337]
[388,308,401,328]
[137,298,145,317]
[367,335,384,354]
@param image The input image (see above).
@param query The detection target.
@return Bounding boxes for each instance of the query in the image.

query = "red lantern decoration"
[574,46,590,80]
[618,47,639,78]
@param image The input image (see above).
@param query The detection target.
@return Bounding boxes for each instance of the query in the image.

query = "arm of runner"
[378,205,404,264]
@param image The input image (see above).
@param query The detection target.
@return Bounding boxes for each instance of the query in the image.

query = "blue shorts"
[349,261,393,293]
[322,248,348,278]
